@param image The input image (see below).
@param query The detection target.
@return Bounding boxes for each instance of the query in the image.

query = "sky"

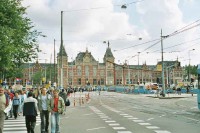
[22,0,200,66]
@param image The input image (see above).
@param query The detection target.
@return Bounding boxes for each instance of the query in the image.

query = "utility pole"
[161,29,166,97]
[137,52,140,84]
[54,39,56,84]
[60,11,63,88]
[50,53,52,83]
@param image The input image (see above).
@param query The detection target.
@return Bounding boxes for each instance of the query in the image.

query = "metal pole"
[138,52,140,84]
[45,59,47,84]
[72,58,74,87]
[188,49,195,83]
[54,39,56,84]
[161,29,166,96]
[50,54,52,83]
[128,61,130,85]
[60,11,63,88]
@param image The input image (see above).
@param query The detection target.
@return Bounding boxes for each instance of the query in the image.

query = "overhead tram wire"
[114,38,161,52]
[169,19,200,37]
[150,37,200,53]
[140,18,200,54]
[61,0,145,13]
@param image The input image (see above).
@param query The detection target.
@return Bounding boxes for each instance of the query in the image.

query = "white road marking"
[3,127,27,131]
[147,118,154,121]
[159,115,166,117]
[124,116,133,118]
[105,120,116,123]
[154,130,171,133]
[146,126,160,129]
[128,118,138,120]
[83,113,94,116]
[113,127,126,130]
[4,121,25,124]
[133,120,144,123]
[120,114,129,116]
[184,117,199,122]
[100,116,109,118]
[3,131,27,133]
[4,124,25,127]
[190,106,197,109]
[117,131,132,133]
[87,127,106,131]
[96,113,104,115]
[138,123,151,126]
[109,123,120,126]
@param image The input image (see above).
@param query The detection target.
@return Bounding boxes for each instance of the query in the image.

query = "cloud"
[22,0,200,66]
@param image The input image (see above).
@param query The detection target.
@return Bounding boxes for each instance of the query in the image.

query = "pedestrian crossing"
[3,115,41,133]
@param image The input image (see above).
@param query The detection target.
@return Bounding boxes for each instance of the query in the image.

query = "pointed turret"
[103,41,114,63]
[58,44,67,56]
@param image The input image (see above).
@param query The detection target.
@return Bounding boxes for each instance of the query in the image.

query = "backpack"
[65,98,70,106]
[59,92,70,106]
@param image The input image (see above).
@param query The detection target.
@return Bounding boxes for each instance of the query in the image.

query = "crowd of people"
[0,84,71,133]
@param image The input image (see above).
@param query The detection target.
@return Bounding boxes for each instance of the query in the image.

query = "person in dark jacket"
[23,92,38,133]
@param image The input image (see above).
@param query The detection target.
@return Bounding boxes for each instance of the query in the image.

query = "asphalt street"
[33,91,199,133]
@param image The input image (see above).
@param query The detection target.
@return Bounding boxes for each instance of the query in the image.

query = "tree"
[0,0,41,79]
[32,71,43,85]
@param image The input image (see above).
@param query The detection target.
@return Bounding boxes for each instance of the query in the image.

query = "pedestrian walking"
[59,89,69,114]
[38,87,51,133]
[49,89,65,133]
[12,92,20,119]
[23,91,38,133]
[7,89,14,119]
[0,85,9,133]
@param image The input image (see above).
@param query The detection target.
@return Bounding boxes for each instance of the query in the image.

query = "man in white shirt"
[38,87,51,133]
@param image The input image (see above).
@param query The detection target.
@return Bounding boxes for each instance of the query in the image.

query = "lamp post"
[103,41,109,86]
[160,29,169,97]
[188,49,195,82]
[137,52,140,84]
[60,11,64,88]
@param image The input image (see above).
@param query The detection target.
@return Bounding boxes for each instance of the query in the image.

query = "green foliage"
[185,65,198,75]
[0,0,41,79]
[32,71,43,85]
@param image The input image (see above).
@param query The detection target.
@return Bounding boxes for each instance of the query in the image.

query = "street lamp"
[103,40,109,86]
[160,29,169,97]
[137,52,140,84]
[188,49,195,82]
[60,11,64,89]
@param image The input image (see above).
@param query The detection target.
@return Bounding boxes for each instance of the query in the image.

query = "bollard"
[82,97,84,104]
[85,94,88,102]
[79,97,81,106]
[74,98,75,107]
